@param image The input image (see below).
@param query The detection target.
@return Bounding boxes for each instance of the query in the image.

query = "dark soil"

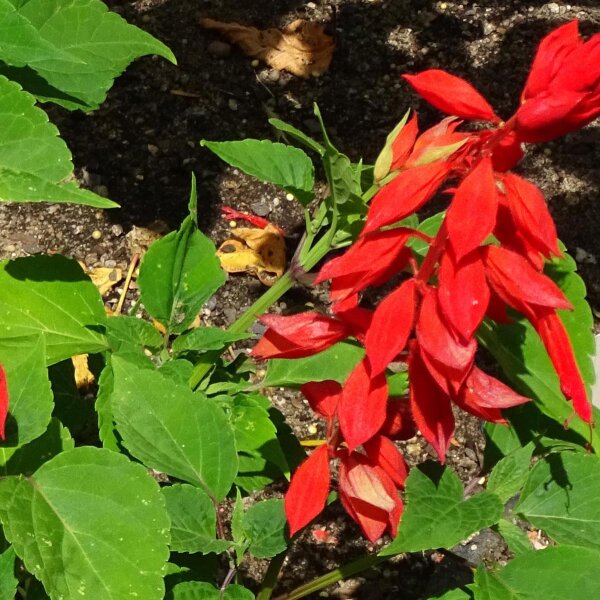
[1,1,599,598]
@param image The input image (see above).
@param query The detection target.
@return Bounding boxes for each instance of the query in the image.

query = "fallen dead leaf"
[200,18,334,78]
[126,221,169,256]
[72,354,95,389]
[217,223,286,286]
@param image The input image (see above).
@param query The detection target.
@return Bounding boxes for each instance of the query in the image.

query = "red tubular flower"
[301,380,341,420]
[404,70,501,123]
[516,21,600,142]
[251,312,351,359]
[285,444,331,536]
[390,112,419,171]
[0,364,8,441]
[461,367,530,410]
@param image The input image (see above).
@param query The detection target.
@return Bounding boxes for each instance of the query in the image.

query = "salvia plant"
[0,15,600,600]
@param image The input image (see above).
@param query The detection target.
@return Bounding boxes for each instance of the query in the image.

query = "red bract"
[285,444,331,536]
[390,112,419,171]
[0,364,8,441]
[363,435,409,488]
[403,70,501,123]
[251,312,350,359]
[301,380,341,420]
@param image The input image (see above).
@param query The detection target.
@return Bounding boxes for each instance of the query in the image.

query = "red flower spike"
[489,130,524,172]
[463,367,530,409]
[381,399,417,441]
[446,157,498,261]
[338,359,388,451]
[503,173,560,258]
[285,444,331,536]
[363,435,409,488]
[438,248,490,342]
[252,313,350,359]
[403,70,501,123]
[408,343,455,462]
[453,388,506,424]
[390,112,419,171]
[365,279,417,376]
[532,308,592,423]
[301,380,342,420]
[0,364,8,441]
[482,246,572,314]
[363,162,449,234]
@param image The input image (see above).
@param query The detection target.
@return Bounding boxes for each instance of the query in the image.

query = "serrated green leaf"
[494,519,532,557]
[0,0,175,110]
[0,255,108,364]
[0,447,170,600]
[0,546,17,600]
[172,327,250,355]
[474,546,600,600]
[429,588,474,600]
[516,452,600,550]
[262,342,364,387]
[162,484,231,555]
[243,499,288,558]
[103,315,164,353]
[0,334,53,453]
[487,443,533,503]
[268,117,325,156]
[171,582,254,600]
[111,355,238,501]
[138,180,226,334]
[381,462,503,556]
[202,139,314,205]
[235,453,281,493]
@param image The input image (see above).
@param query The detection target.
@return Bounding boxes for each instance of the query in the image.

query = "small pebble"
[285,193,295,201]
[229,220,237,228]
[228,98,238,111]
[251,59,260,67]
[273,198,280,207]
[111,224,124,236]
[91,230,102,240]
[307,424,318,435]
[147,144,159,156]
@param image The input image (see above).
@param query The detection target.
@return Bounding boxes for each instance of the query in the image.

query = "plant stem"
[273,553,389,600]
[256,551,288,600]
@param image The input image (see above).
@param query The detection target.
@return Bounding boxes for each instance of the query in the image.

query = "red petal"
[408,343,455,462]
[390,112,419,171]
[503,173,560,258]
[0,364,8,441]
[532,308,592,423]
[447,157,498,261]
[406,117,470,168]
[251,313,350,359]
[403,70,500,122]
[365,279,417,376]
[464,367,530,409]
[338,359,388,451]
[335,306,373,343]
[301,380,342,419]
[363,435,409,488]
[453,386,507,424]
[438,248,490,342]
[285,445,331,536]
[363,162,449,234]
[380,399,417,441]
[483,246,572,313]
[491,131,524,172]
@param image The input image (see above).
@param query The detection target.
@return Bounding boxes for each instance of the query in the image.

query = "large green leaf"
[381,462,503,556]
[0,447,170,600]
[170,582,254,600]
[0,335,53,457]
[138,177,226,334]
[243,499,288,558]
[474,546,600,599]
[0,0,175,110]
[201,139,315,205]
[162,484,231,555]
[172,327,250,355]
[486,443,533,503]
[516,451,600,550]
[494,519,532,557]
[111,355,238,501]
[0,255,108,364]
[478,250,599,450]
[0,546,17,600]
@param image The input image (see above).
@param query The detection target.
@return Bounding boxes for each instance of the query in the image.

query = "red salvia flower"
[363,434,409,488]
[0,364,8,441]
[300,380,341,420]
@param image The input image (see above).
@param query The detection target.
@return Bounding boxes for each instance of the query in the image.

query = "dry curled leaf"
[200,18,334,78]
[72,354,95,390]
[217,223,286,286]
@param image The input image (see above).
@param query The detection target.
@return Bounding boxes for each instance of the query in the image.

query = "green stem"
[273,553,389,600]
[256,551,288,600]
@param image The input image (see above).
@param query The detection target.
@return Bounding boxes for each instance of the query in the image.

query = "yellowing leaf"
[88,267,123,296]
[200,18,334,78]
[72,354,95,389]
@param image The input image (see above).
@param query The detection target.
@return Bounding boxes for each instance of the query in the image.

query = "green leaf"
[0,447,170,600]
[262,342,364,387]
[268,117,325,156]
[0,255,108,364]
[102,315,164,353]
[201,139,314,205]
[516,452,600,550]
[474,546,600,600]
[429,589,474,600]
[0,0,176,110]
[487,443,534,503]
[409,211,445,260]
[231,487,248,558]
[0,418,73,476]
[172,327,250,355]
[478,249,599,451]
[243,499,288,558]
[494,519,532,557]
[0,75,116,208]
[0,546,17,600]
[171,582,254,600]
[111,355,238,501]
[0,335,53,452]
[381,462,503,556]
[162,484,231,555]
[138,178,226,334]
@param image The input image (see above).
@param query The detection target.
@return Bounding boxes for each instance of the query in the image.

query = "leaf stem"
[256,551,288,600]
